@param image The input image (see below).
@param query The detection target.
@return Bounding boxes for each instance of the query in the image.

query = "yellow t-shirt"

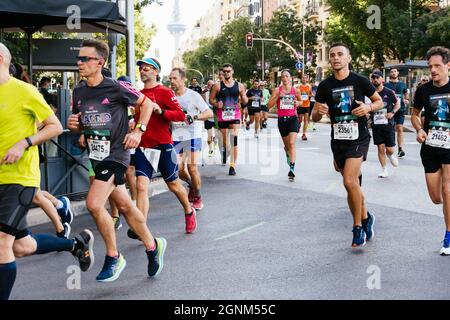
[0,77,54,187]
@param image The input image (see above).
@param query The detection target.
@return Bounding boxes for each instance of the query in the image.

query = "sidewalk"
[26,177,169,228]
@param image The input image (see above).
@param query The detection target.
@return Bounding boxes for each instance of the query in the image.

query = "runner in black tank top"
[209,63,248,176]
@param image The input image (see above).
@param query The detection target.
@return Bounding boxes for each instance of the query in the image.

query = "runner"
[170,68,213,211]
[309,82,318,131]
[385,67,410,158]
[209,63,248,175]
[203,80,217,157]
[245,79,262,138]
[411,46,450,255]
[189,77,203,95]
[0,42,93,300]
[133,57,198,235]
[312,43,383,248]
[67,40,166,282]
[260,81,270,129]
[297,74,313,140]
[240,83,249,128]
[370,70,400,178]
[267,69,301,181]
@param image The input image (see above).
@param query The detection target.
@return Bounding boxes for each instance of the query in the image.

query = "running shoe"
[57,196,74,224]
[388,154,399,167]
[208,149,214,157]
[56,222,71,239]
[185,208,197,234]
[302,134,307,141]
[254,132,259,139]
[440,238,450,256]
[362,212,375,241]
[96,253,127,282]
[398,149,405,158]
[192,196,204,210]
[351,226,366,248]
[245,122,250,131]
[288,170,295,182]
[112,216,122,230]
[72,229,94,272]
[147,237,167,277]
[378,168,389,178]
[229,166,236,176]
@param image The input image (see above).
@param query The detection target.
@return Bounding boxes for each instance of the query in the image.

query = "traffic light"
[246,33,253,48]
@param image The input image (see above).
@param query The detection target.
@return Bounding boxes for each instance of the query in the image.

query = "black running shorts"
[331,136,371,170]
[93,161,127,186]
[420,144,450,174]
[278,116,299,137]
[218,120,240,129]
[0,184,37,236]
[372,125,396,147]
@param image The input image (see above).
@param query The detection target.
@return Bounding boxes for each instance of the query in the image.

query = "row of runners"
[0,39,449,300]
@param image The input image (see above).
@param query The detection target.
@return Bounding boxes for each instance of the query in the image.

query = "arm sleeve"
[118,81,141,107]
[161,90,186,122]
[361,77,376,98]
[413,86,424,110]
[315,82,327,104]
[25,87,55,123]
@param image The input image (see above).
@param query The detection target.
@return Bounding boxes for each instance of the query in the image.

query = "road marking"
[214,222,266,241]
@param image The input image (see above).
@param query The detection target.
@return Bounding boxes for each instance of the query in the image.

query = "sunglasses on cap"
[77,56,100,63]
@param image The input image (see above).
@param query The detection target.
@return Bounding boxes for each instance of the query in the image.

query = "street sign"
[295,62,303,70]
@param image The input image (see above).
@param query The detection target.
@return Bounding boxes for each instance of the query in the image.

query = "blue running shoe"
[352,226,366,248]
[440,238,450,256]
[57,196,74,224]
[96,254,127,282]
[362,212,375,241]
[147,237,167,277]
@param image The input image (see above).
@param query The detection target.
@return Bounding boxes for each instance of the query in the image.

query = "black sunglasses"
[77,56,100,63]
[223,69,232,73]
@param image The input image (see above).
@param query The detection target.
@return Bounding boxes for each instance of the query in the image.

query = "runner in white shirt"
[169,68,213,210]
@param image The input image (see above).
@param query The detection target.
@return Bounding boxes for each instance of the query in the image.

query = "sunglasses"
[77,56,100,63]
[223,69,232,73]
[139,65,155,72]
[371,76,381,79]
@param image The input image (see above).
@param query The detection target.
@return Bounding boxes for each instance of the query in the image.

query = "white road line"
[214,222,266,241]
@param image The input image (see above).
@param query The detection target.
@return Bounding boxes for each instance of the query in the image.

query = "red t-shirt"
[136,84,186,148]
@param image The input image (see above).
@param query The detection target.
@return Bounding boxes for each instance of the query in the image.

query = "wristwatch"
[193,115,199,121]
[135,123,147,132]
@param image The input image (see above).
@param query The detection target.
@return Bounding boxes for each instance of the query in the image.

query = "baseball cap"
[136,57,161,73]
[371,70,383,78]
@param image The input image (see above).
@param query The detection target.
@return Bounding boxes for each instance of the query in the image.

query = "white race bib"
[426,129,450,149]
[280,97,295,110]
[301,94,309,101]
[252,100,260,108]
[172,121,187,130]
[88,139,110,161]
[222,107,235,120]
[140,147,162,171]
[374,109,388,125]
[333,122,359,140]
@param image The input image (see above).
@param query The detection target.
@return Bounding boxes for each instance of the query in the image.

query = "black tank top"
[217,81,240,107]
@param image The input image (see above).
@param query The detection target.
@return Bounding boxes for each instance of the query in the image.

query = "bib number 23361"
[333,122,359,140]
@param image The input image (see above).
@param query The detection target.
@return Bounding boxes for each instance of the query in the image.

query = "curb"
[26,177,169,228]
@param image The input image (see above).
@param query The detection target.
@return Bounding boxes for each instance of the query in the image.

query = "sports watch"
[135,123,147,132]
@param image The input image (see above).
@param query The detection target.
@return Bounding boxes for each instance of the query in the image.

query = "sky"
[142,0,212,76]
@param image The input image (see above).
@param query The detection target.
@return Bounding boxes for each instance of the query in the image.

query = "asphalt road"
[11,120,450,300]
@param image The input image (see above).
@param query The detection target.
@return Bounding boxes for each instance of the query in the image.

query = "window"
[228,10,231,19]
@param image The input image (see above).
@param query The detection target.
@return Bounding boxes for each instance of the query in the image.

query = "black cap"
[371,70,383,78]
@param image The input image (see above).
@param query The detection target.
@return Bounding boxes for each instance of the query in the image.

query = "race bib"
[222,107,235,120]
[280,96,295,110]
[252,100,260,108]
[374,109,388,125]
[87,138,110,161]
[426,129,450,149]
[140,147,162,171]
[333,122,359,140]
[301,94,309,101]
[172,121,187,130]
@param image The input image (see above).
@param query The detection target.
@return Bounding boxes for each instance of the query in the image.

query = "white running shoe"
[388,154,399,167]
[378,168,389,178]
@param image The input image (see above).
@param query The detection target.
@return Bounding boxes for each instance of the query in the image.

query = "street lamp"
[204,55,220,80]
